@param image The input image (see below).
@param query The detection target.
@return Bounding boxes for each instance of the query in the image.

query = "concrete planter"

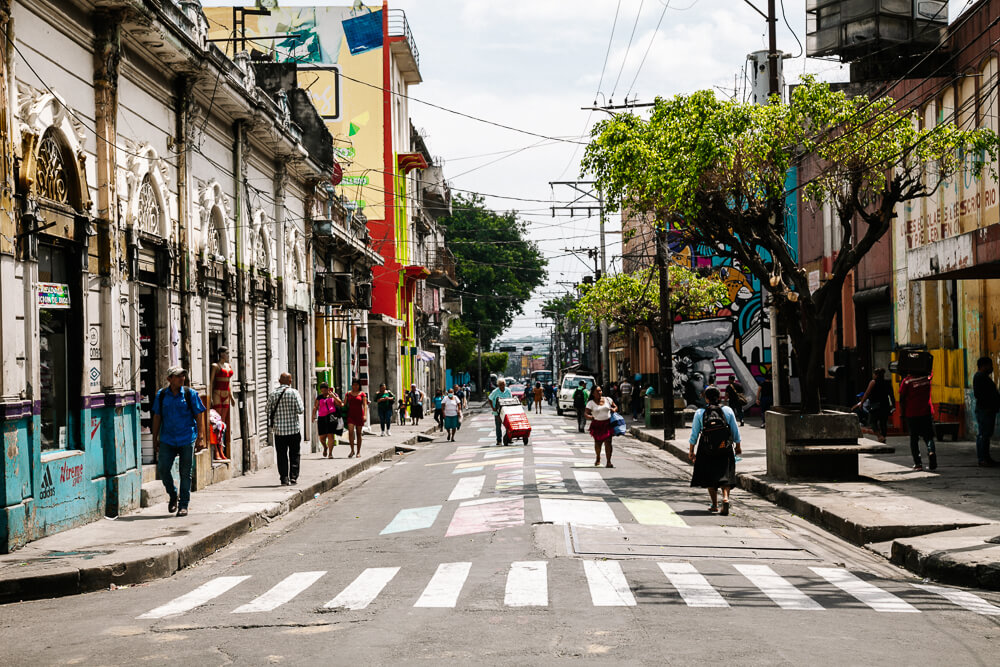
[765,408,863,481]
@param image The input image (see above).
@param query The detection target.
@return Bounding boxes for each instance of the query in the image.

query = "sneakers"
[176,508,188,517]
[928,453,937,471]
[912,463,924,471]
[280,479,290,486]
[168,496,178,514]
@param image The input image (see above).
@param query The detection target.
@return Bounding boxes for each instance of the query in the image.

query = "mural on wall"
[668,168,798,408]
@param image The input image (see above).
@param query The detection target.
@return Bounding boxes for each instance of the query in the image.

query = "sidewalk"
[0,421,447,604]
[630,419,1000,590]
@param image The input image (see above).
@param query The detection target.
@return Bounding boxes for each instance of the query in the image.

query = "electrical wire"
[609,0,645,103]
[779,0,802,59]
[624,0,670,100]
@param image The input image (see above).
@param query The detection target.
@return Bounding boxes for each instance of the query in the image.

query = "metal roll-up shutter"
[867,304,892,332]
[207,299,225,334]
[255,309,269,438]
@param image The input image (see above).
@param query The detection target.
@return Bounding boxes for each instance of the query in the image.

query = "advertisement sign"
[38,282,70,309]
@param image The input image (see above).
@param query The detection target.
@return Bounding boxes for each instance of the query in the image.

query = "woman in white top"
[441,388,463,442]
[585,385,618,468]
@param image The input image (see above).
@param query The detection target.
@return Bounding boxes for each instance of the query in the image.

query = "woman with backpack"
[689,386,742,516]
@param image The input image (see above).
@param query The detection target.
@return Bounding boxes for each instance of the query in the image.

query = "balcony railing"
[387,9,420,79]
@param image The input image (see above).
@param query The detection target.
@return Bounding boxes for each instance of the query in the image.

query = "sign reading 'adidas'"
[39,467,55,500]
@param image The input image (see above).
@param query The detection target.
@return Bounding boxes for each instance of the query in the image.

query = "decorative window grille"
[136,176,160,235]
[37,131,69,204]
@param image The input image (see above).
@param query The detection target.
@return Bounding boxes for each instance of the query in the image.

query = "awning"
[416,349,436,362]
[368,312,405,328]
[852,285,890,305]
[398,153,429,174]
[404,264,430,280]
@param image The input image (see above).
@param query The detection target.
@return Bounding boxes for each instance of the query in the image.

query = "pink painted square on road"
[445,497,525,537]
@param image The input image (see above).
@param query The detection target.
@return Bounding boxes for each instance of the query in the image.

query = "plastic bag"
[610,411,627,436]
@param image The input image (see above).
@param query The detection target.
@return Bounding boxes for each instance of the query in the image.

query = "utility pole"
[477,325,483,400]
[656,227,674,441]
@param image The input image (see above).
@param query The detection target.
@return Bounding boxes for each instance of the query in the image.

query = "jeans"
[378,407,393,433]
[494,413,504,444]
[621,395,631,416]
[869,406,889,439]
[906,415,936,464]
[975,409,996,462]
[275,433,301,482]
[730,401,745,425]
[576,407,586,432]
[158,443,194,510]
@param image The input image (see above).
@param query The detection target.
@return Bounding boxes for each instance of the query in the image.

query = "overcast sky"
[204,1,966,344]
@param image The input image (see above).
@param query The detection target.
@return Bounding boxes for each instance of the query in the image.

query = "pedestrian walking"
[407,384,424,426]
[573,380,589,433]
[397,398,407,426]
[432,389,444,428]
[619,378,633,419]
[455,384,466,410]
[757,375,773,427]
[312,382,343,458]
[151,366,206,517]
[443,387,463,441]
[973,356,999,467]
[688,386,742,516]
[374,383,395,436]
[345,379,368,459]
[899,370,936,471]
[532,382,543,414]
[632,381,644,422]
[585,385,618,468]
[724,375,746,427]
[268,372,304,485]
[853,368,895,443]
[489,378,513,446]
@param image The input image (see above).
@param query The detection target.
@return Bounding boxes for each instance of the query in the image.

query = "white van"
[556,373,597,416]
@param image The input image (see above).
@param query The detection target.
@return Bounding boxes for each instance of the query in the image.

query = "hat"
[167,365,186,377]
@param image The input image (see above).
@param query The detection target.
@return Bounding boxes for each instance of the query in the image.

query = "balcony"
[388,9,421,84]
[427,247,458,288]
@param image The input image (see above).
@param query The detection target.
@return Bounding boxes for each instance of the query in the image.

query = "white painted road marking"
[138,576,250,619]
[584,560,636,606]
[619,498,687,527]
[539,498,620,527]
[658,562,729,608]
[446,496,525,536]
[448,475,485,501]
[913,584,1000,615]
[573,470,614,495]
[414,562,472,608]
[324,567,400,610]
[811,567,919,613]
[733,564,823,611]
[505,561,548,607]
[232,571,327,614]
[380,506,442,535]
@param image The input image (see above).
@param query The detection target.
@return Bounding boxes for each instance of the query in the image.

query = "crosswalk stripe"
[505,561,548,607]
[658,562,729,608]
[448,475,485,501]
[380,506,442,535]
[733,564,823,611]
[138,576,250,619]
[540,498,620,527]
[620,498,687,526]
[324,567,400,610]
[811,567,919,613]
[573,470,614,495]
[584,560,636,606]
[414,562,472,608]
[913,584,1000,615]
[232,571,326,614]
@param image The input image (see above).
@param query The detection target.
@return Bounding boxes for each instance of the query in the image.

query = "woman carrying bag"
[585,385,619,468]
[689,386,742,516]
[312,382,343,458]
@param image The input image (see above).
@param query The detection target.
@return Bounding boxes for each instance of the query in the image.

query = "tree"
[445,319,477,372]
[582,76,1000,413]
[440,194,548,347]
[482,352,509,374]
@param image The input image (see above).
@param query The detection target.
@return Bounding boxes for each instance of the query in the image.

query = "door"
[255,308,269,440]
[138,288,158,464]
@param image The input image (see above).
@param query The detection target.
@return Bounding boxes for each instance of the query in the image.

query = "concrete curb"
[0,425,443,604]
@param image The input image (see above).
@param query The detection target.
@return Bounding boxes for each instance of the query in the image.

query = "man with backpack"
[573,380,589,433]
[151,366,206,517]
[268,372,305,485]
[688,386,741,516]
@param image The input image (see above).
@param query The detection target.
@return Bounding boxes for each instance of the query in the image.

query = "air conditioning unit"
[331,272,353,304]
[355,282,372,309]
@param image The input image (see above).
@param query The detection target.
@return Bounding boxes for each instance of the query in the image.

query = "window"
[255,232,269,272]
[38,244,78,451]
[37,130,70,204]
[136,175,161,235]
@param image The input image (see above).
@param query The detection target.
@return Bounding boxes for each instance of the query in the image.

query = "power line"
[609,0,645,103]
[624,0,670,100]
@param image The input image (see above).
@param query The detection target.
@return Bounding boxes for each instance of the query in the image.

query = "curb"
[890,537,1000,591]
[0,425,443,604]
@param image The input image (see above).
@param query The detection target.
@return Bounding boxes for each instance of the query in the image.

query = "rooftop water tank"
[806,0,948,60]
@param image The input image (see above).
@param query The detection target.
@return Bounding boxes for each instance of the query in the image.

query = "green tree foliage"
[445,320,477,372]
[570,266,728,336]
[440,193,548,347]
[582,77,1000,412]
[482,352,509,374]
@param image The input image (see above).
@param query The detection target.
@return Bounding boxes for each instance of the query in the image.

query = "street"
[1,405,997,666]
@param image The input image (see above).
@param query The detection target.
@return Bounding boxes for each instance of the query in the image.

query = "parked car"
[556,373,596,416]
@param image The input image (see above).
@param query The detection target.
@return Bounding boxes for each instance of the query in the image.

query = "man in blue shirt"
[151,366,206,517]
[488,379,513,446]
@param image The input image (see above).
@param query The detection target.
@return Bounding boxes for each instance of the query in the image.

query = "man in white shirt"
[488,379,513,446]
[619,379,633,417]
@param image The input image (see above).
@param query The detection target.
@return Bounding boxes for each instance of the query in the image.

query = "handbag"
[610,411,627,436]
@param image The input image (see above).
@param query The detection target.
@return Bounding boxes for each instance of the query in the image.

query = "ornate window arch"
[198,180,233,263]
[123,141,171,239]
[36,128,74,204]
[251,209,273,274]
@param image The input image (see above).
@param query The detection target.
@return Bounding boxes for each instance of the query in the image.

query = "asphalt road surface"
[2,405,998,666]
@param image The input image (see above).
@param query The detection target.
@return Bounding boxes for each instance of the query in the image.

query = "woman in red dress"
[346,379,368,458]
